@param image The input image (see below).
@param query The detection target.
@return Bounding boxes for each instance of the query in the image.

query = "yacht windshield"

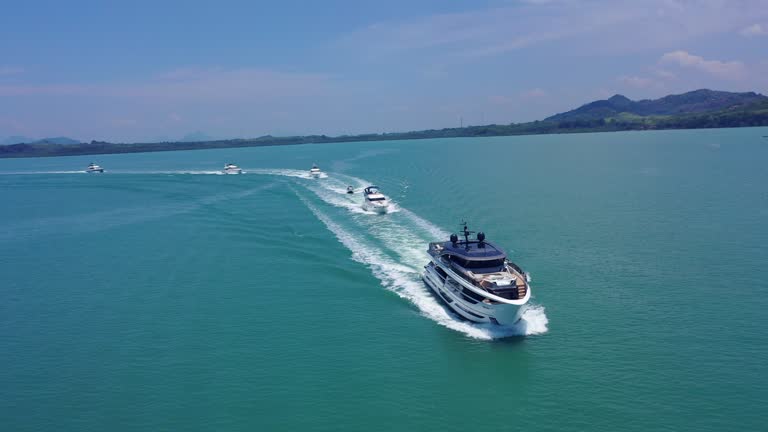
[451,257,505,271]
[368,197,386,201]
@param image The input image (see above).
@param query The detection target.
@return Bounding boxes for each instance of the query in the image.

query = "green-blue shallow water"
[1,128,767,431]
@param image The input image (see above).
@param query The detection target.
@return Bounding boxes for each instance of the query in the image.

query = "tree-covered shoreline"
[3,90,767,159]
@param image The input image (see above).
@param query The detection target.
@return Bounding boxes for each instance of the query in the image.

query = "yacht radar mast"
[460,221,475,249]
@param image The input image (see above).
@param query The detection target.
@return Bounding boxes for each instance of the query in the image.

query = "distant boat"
[309,164,322,178]
[223,163,243,174]
[346,186,354,194]
[85,162,104,173]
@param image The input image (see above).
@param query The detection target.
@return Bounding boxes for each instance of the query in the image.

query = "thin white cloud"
[660,50,746,80]
[740,23,767,36]
[465,31,566,57]
[338,0,768,60]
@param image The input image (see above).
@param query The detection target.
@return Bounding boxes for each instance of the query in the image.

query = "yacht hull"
[223,169,242,175]
[423,263,524,326]
[362,202,389,214]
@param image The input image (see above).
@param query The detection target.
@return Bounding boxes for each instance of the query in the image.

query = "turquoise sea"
[1,128,767,431]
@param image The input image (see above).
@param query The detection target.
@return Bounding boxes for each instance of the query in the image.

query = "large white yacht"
[223,163,243,174]
[309,164,322,178]
[423,224,531,326]
[85,162,104,173]
[362,186,389,213]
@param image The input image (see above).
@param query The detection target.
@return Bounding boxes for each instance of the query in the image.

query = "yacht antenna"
[459,221,475,249]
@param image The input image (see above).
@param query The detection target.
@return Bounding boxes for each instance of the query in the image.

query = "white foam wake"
[295,190,548,339]
[0,170,231,175]
[303,172,402,215]
[105,170,227,175]
[247,168,328,179]
[247,167,400,215]
[232,166,549,338]
[305,182,403,215]
[0,183,276,243]
[304,182,369,214]
[0,170,88,175]
[398,208,450,240]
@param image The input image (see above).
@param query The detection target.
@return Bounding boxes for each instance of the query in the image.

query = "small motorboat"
[309,164,322,178]
[223,163,243,174]
[85,163,104,173]
[346,186,354,194]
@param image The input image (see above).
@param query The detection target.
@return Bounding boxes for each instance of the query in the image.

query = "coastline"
[3,122,768,159]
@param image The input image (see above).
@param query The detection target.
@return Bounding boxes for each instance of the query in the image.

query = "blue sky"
[1,0,768,142]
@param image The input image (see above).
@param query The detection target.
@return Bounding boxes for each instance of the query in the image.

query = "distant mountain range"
[546,89,767,122]
[1,136,81,145]
[2,89,768,158]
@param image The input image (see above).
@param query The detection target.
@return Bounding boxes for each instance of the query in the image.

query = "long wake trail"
[0,183,277,243]
[259,168,548,339]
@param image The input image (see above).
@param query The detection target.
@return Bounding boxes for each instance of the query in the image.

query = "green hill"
[547,89,768,122]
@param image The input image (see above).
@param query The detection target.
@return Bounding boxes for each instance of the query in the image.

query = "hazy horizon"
[2,0,768,142]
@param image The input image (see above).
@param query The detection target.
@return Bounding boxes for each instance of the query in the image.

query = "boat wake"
[116,170,227,175]
[3,163,548,338]
[0,170,232,176]
[304,181,401,215]
[0,168,326,177]
[0,170,89,175]
[255,168,548,340]
[0,183,276,243]
[247,168,328,179]
[106,169,249,175]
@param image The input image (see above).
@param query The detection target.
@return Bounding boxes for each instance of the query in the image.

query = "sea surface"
[1,128,767,431]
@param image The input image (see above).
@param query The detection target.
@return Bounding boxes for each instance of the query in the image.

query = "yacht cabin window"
[451,257,505,271]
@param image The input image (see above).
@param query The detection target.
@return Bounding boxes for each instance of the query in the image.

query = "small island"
[2,89,767,159]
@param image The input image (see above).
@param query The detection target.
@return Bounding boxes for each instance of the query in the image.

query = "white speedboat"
[223,163,243,174]
[346,186,354,194]
[309,164,322,178]
[362,186,389,213]
[422,223,531,326]
[85,162,104,173]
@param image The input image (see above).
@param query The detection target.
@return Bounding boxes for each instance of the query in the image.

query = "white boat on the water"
[309,164,322,178]
[85,162,104,173]
[422,223,531,326]
[223,163,243,174]
[346,186,354,194]
[362,186,389,213]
